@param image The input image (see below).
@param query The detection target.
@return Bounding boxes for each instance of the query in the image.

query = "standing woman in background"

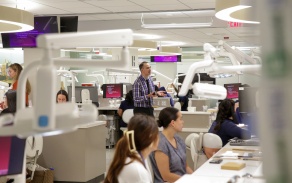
[8,63,31,106]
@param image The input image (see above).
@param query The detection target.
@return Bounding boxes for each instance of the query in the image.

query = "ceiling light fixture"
[141,13,212,29]
[215,6,260,24]
[215,0,260,24]
[0,5,34,33]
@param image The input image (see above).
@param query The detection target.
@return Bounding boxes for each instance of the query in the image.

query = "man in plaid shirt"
[133,61,165,116]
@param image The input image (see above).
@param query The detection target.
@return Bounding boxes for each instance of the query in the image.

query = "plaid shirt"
[133,75,155,107]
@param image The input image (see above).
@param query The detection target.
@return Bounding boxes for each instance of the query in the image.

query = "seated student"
[117,90,134,127]
[172,84,190,111]
[0,90,17,127]
[234,100,242,124]
[56,89,69,103]
[150,107,193,183]
[208,99,251,146]
[104,114,159,183]
[158,86,174,107]
[0,90,17,116]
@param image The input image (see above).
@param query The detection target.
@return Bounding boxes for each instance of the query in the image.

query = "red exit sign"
[228,22,243,27]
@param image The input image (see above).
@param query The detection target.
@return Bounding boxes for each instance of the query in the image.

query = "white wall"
[155,62,177,87]
[0,49,23,64]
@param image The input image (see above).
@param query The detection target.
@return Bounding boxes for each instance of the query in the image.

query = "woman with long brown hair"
[208,99,251,146]
[8,63,31,106]
[104,114,159,183]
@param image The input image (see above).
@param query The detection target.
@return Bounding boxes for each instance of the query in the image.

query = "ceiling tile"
[77,15,100,21]
[143,4,191,11]
[30,0,77,2]
[31,6,72,14]
[121,13,158,19]
[0,0,260,48]
[86,0,139,7]
[178,0,215,3]
[129,0,182,6]
[197,28,231,34]
[135,30,177,35]
[29,1,96,9]
[169,29,213,39]
[195,38,220,44]
[61,7,109,13]
[102,5,149,12]
[182,10,215,17]
[183,3,215,9]
[89,14,130,20]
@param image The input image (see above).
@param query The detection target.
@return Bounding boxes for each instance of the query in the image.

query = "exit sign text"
[228,22,243,27]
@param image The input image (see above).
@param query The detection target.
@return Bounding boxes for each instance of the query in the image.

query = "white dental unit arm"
[0,29,133,183]
[178,42,261,99]
[178,43,227,99]
[219,40,260,65]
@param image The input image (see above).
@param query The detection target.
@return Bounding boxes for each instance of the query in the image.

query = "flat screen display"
[60,16,78,33]
[103,84,123,98]
[150,55,181,62]
[1,16,59,48]
[224,83,241,99]
[0,136,26,176]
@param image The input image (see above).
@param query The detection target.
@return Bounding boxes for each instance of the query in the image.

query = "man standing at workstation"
[133,61,166,116]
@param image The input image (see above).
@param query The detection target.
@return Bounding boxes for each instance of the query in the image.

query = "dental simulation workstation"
[1,0,291,182]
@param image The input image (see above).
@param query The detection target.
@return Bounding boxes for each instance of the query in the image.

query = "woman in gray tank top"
[149,107,193,183]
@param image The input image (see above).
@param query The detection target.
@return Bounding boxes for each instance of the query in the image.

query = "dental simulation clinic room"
[0,0,290,183]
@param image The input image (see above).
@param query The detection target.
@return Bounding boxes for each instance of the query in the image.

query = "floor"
[106,147,116,173]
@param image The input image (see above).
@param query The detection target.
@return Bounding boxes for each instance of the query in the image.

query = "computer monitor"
[239,86,259,114]
[0,136,26,176]
[224,83,241,99]
[102,84,123,98]
[238,86,259,136]
[67,86,99,107]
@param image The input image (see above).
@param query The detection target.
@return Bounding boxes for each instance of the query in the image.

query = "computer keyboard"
[229,139,260,146]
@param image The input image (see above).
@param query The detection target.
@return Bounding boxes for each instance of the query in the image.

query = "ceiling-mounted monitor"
[1,16,59,48]
[60,16,78,33]
[150,55,181,62]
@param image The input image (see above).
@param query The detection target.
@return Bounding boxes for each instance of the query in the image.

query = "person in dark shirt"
[159,86,174,107]
[0,90,17,116]
[208,99,251,146]
[117,90,134,127]
[0,90,17,127]
[172,84,190,111]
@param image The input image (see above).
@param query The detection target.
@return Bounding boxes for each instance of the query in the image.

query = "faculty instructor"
[133,61,165,116]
